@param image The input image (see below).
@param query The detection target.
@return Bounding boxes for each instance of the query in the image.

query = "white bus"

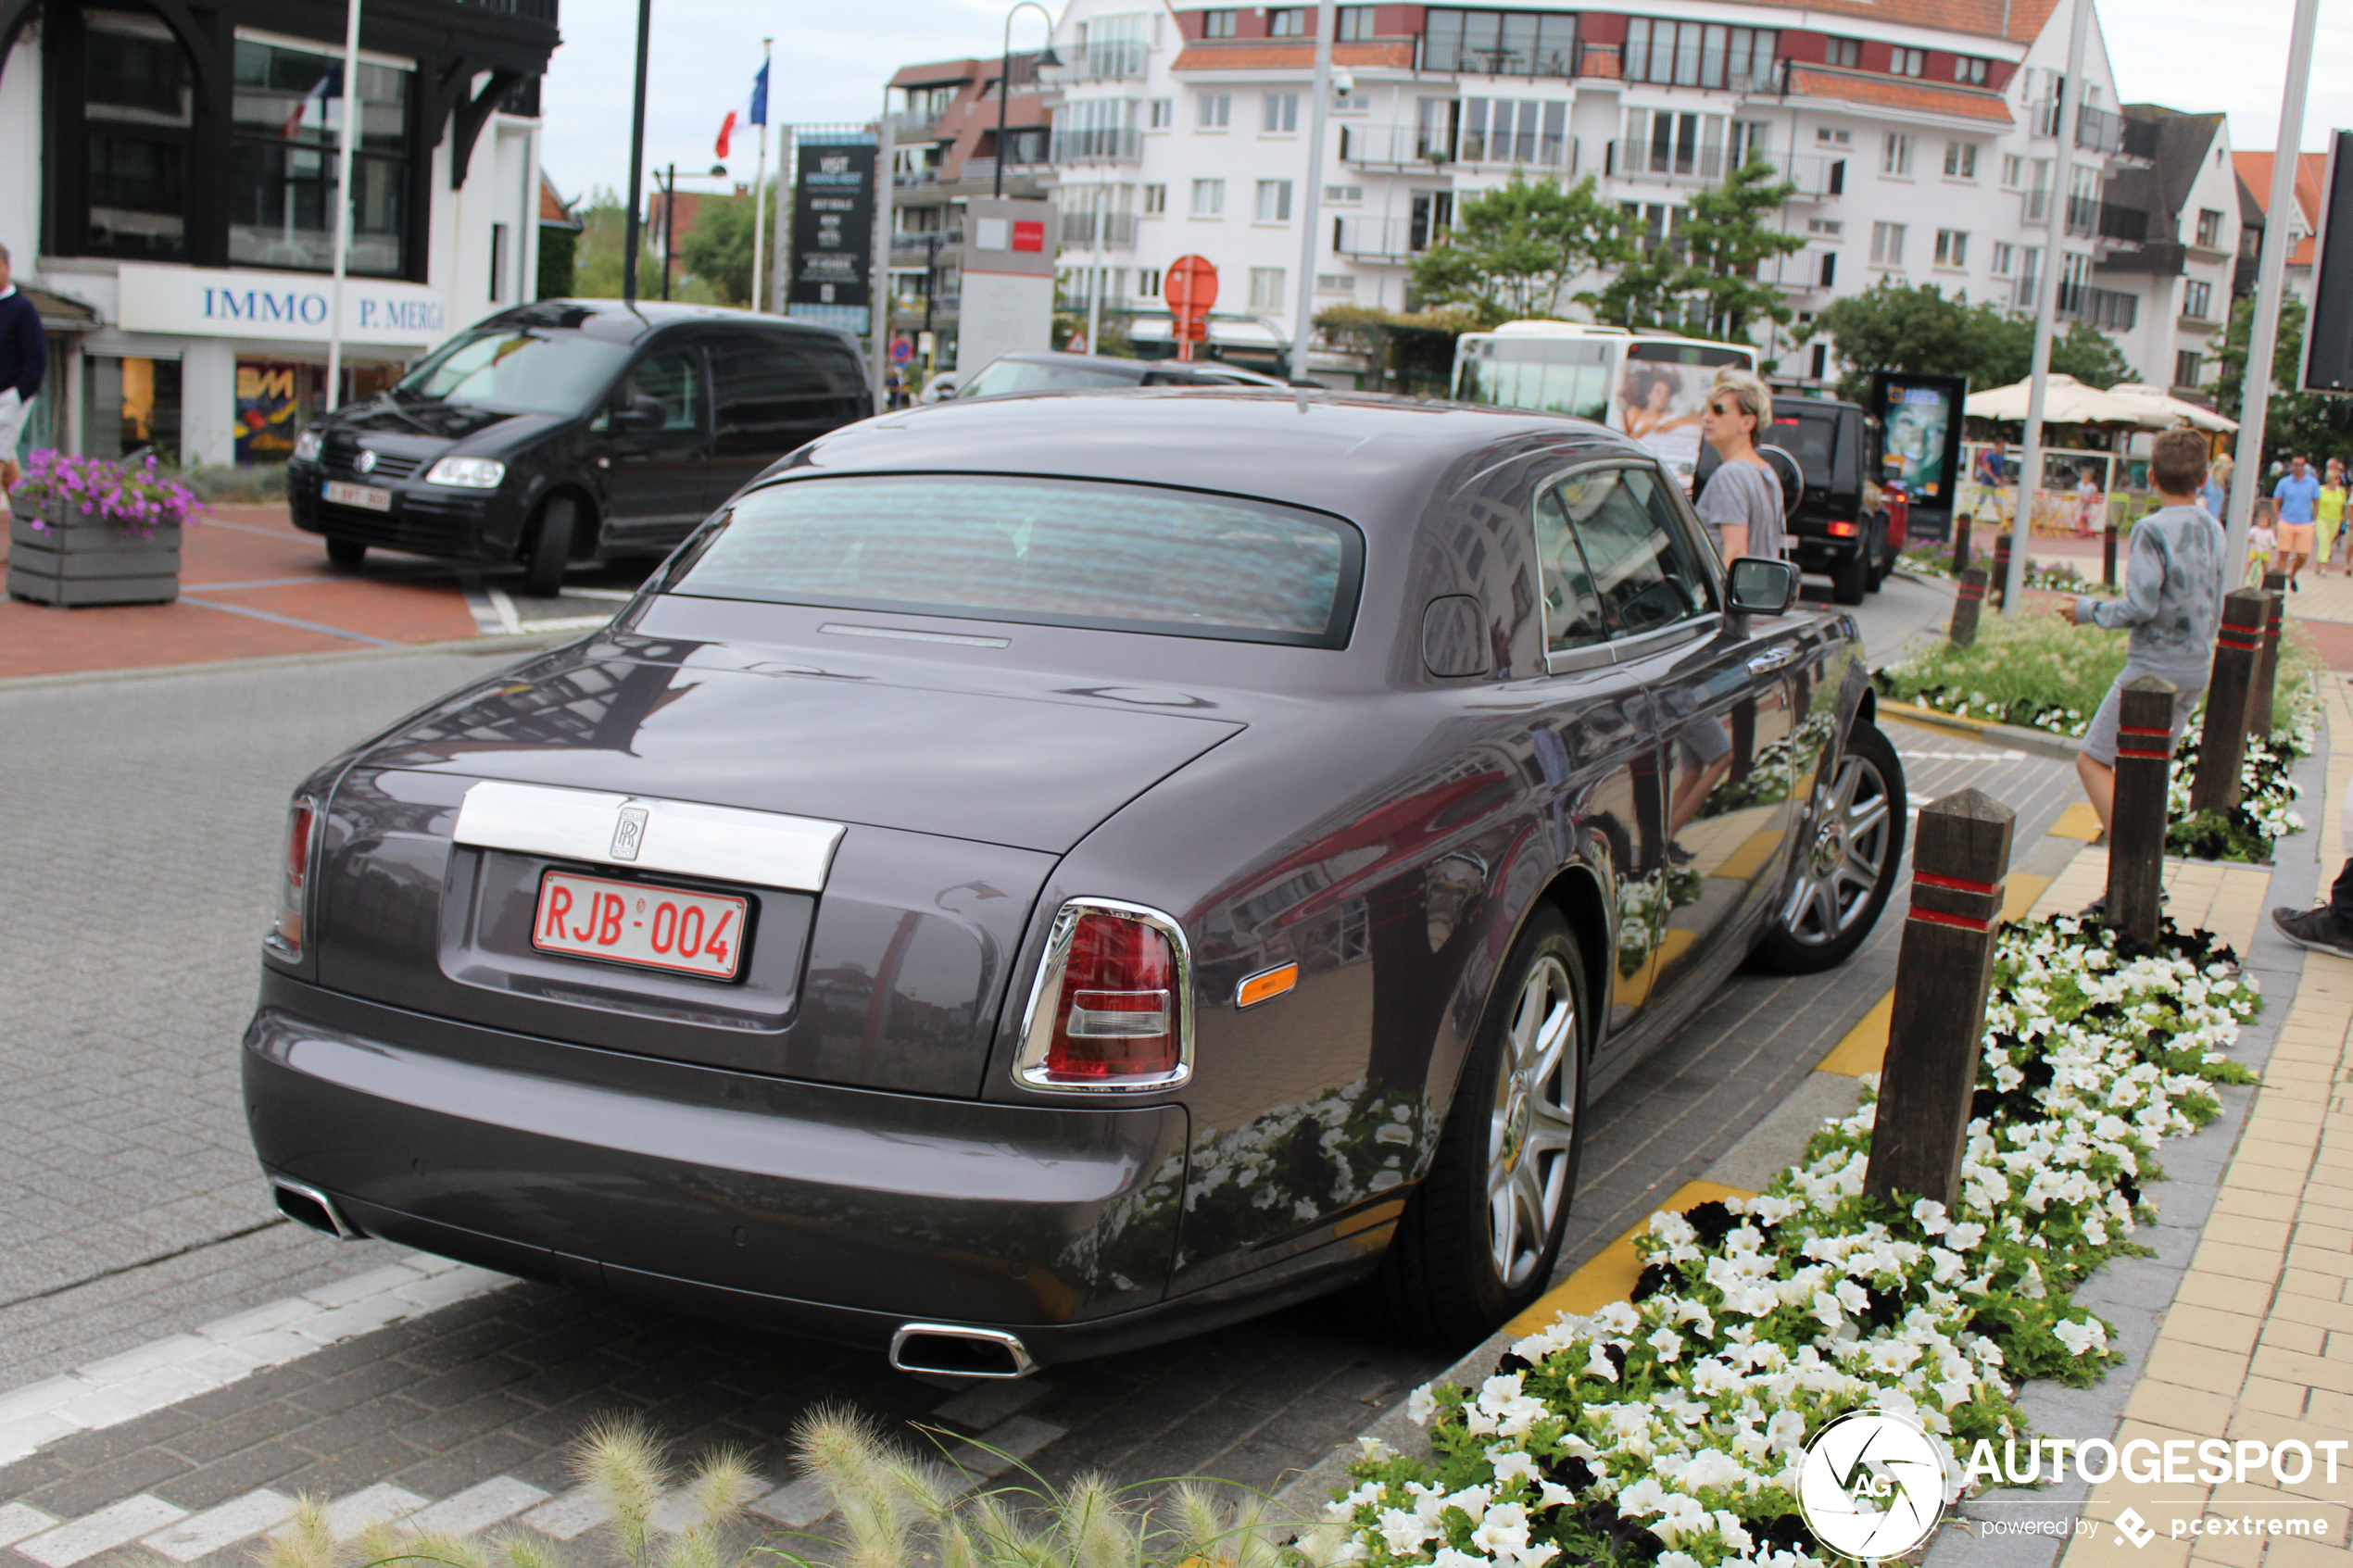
[1451,321,1758,485]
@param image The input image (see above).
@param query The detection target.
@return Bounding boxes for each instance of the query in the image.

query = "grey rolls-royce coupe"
[244,391,1905,1377]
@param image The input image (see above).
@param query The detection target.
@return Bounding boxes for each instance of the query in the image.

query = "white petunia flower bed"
[1327,915,2260,1568]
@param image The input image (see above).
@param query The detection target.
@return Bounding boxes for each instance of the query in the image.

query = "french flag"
[282,64,341,138]
[715,110,736,158]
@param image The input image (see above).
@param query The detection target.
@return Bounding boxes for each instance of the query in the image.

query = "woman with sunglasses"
[1694,368,1784,562]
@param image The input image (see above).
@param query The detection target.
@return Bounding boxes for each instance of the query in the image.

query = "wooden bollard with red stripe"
[2190,588,2270,814]
[2102,511,2120,588]
[1949,567,1988,647]
[1951,514,1973,575]
[1863,788,2015,1209]
[2247,570,2287,741]
[2107,675,2178,947]
[1991,533,2013,611]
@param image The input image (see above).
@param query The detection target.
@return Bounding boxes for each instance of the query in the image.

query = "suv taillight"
[267,797,317,960]
[1015,899,1191,1091]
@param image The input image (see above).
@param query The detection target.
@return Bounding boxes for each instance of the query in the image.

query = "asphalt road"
[0,568,2020,1563]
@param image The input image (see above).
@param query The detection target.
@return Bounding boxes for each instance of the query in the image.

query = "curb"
[1874,697,2083,764]
[0,630,579,695]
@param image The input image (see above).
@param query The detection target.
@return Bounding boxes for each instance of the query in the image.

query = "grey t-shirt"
[2072,502,2226,692]
[1697,458,1785,561]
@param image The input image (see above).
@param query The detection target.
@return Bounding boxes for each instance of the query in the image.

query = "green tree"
[2211,294,2353,465]
[570,188,633,298]
[1669,156,1806,341]
[536,225,576,298]
[1408,171,1628,324]
[1801,280,2131,402]
[1581,243,1685,332]
[679,192,759,306]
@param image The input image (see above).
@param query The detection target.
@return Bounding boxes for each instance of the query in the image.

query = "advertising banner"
[787,137,876,312]
[117,265,447,346]
[1870,370,1969,537]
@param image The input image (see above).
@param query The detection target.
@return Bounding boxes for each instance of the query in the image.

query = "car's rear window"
[1766,412,1837,483]
[667,475,1363,647]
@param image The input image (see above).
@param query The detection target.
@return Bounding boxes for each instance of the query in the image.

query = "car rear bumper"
[243,974,1196,1354]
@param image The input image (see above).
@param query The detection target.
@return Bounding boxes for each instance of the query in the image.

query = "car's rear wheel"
[1376,907,1586,1343]
[325,537,366,567]
[1751,719,1906,973]
[1831,544,1869,605]
[521,495,577,598]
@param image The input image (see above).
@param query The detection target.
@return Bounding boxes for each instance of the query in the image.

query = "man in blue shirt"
[2274,454,2322,590]
[0,243,45,496]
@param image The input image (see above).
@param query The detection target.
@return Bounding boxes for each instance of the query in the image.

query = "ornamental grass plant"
[1331,914,2260,1568]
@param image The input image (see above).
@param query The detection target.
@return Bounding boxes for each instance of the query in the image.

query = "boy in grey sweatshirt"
[2062,428,2226,838]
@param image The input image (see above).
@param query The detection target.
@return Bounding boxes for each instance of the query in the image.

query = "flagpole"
[324,0,362,411]
[749,40,772,312]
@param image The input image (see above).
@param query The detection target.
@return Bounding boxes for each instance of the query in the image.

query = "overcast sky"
[537,0,2353,208]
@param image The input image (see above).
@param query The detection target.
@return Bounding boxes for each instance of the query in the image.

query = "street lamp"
[993,1,1061,199]
[654,162,735,302]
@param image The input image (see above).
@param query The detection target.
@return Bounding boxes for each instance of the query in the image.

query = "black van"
[287,300,871,594]
[1694,395,1892,606]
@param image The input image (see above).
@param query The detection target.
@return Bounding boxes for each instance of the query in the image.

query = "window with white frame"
[1255,179,1293,220]
[1268,6,1308,36]
[1462,97,1568,165]
[2174,350,2202,387]
[1337,5,1375,40]
[2183,279,2213,319]
[1881,132,1913,176]
[1815,126,1851,146]
[1198,92,1230,129]
[1143,182,1166,214]
[1934,229,1968,267]
[1730,119,1770,165]
[1807,218,1843,236]
[1954,56,1988,84]
[1991,242,2015,274]
[1870,221,1906,266]
[1148,98,1173,129]
[1249,267,1286,309]
[1191,178,1225,215]
[2001,153,2023,188]
[1316,272,1355,294]
[1263,92,1300,133]
[1619,19,1778,90]
[1890,46,1925,76]
[1824,37,1859,68]
[1138,266,1162,296]
[1623,107,1730,180]
[1202,8,1237,37]
[2196,207,2223,248]
[1944,141,1977,178]
[1325,183,1363,204]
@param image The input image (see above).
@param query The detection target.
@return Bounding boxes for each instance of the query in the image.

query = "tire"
[1866,520,1893,592]
[1375,907,1588,1344]
[521,496,577,598]
[1750,719,1907,974]
[324,537,366,567]
[1831,544,1869,606]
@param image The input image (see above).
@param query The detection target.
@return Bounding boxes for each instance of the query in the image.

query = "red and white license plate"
[531,870,747,980]
[322,480,393,511]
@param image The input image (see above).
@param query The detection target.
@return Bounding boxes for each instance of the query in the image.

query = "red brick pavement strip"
[0,504,484,681]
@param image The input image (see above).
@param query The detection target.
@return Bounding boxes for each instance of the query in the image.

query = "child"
[2058,428,2228,865]
[2248,509,2277,581]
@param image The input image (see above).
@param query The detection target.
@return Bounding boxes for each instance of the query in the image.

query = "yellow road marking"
[1814,874,2048,1080]
[2049,802,2103,842]
[1505,1179,1755,1336]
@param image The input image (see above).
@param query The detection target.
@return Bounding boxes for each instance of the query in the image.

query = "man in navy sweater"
[0,242,48,494]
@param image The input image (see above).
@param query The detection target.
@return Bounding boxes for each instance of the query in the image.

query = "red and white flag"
[714,110,736,158]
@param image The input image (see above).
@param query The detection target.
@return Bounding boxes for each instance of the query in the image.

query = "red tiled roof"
[1784,64,2014,126]
[2234,150,2326,266]
[890,58,982,90]
[538,172,579,229]
[1738,0,2058,44]
[1170,41,1416,71]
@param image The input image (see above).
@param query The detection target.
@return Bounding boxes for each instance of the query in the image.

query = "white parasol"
[2103,383,2240,433]
[1963,373,2176,428]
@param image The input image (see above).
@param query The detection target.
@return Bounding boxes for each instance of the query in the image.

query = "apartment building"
[2095,107,2239,396]
[1029,0,2208,389]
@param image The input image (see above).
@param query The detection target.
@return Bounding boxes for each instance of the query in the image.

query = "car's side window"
[1532,483,1610,654]
[1550,465,1713,638]
[622,349,705,433]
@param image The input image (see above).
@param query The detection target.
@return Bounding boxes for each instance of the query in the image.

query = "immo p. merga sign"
[116,264,448,346]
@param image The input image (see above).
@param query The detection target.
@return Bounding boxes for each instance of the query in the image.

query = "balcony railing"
[1057,39,1150,82]
[1453,132,1575,170]
[1338,122,1455,169]
[2095,201,2147,245]
[1333,215,1423,260]
[889,229,963,258]
[1059,210,1138,248]
[2120,116,2160,162]
[1050,126,1142,165]
[960,156,1054,186]
[2074,104,2122,157]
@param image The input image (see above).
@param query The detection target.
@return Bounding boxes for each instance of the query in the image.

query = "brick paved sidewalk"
[0,504,627,681]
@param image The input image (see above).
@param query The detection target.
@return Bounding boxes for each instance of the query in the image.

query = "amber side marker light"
[1236,962,1299,1009]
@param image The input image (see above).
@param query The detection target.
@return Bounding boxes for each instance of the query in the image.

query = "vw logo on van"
[355,449,379,475]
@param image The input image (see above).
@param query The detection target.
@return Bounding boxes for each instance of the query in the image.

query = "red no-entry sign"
[1164,255,1218,361]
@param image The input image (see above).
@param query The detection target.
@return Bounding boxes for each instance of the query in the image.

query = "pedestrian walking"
[2073,464,2104,539]
[2057,428,2227,850]
[2201,452,2232,523]
[2319,458,2347,579]
[2274,453,2322,591]
[1693,367,1783,562]
[2248,509,2277,581]
[0,243,45,497]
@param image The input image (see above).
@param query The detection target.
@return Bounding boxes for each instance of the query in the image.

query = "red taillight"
[1018,902,1189,1089]
[270,798,316,959]
[1828,520,1857,538]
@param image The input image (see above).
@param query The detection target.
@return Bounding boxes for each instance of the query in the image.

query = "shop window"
[82,355,184,462]
[235,358,308,465]
[229,36,412,274]
[82,10,195,259]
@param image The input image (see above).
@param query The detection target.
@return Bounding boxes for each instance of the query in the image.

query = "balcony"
[960,156,1054,188]
[889,229,964,259]
[1060,210,1139,248]
[1056,39,1150,82]
[1338,123,1455,170]
[1050,126,1142,165]
[1334,215,1423,260]
[1453,132,1576,173]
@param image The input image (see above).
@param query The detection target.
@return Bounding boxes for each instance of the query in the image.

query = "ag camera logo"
[1798,1409,1948,1560]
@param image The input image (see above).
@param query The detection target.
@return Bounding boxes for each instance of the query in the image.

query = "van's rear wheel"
[1831,545,1869,606]
[521,496,577,598]
[325,538,366,567]
[1866,520,1893,592]
[1376,907,1586,1344]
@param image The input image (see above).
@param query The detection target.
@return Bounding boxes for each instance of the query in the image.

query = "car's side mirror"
[612,394,667,433]
[1726,557,1799,616]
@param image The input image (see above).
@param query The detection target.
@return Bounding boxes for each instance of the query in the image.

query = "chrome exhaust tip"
[888,1323,1037,1380]
[271,1176,362,1240]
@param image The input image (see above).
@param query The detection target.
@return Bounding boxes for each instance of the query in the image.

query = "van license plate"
[531,870,746,980]
[323,481,393,511]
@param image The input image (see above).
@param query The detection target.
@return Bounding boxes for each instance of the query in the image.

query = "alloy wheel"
[1780,749,1896,947]
[1488,954,1579,1290]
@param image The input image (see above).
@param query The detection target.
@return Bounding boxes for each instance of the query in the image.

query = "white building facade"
[0,0,557,469]
[1038,0,2209,393]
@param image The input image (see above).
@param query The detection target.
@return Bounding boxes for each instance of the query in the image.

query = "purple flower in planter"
[12,449,204,533]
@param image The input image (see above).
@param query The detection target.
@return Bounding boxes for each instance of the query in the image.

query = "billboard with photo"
[1869,371,1968,534]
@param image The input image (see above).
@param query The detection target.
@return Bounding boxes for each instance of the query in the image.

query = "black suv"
[288,300,871,594]
[1696,395,1892,606]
